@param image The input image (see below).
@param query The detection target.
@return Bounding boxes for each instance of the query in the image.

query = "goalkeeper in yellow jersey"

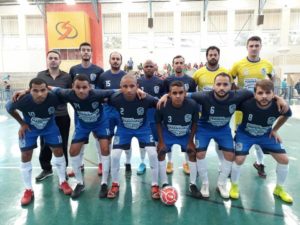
[229,36,275,178]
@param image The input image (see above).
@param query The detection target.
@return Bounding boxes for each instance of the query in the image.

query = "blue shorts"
[19,123,62,151]
[113,126,155,150]
[195,125,234,152]
[72,117,110,144]
[162,130,189,153]
[235,131,286,155]
[104,104,118,137]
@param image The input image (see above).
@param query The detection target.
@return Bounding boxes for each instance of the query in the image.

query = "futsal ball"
[160,186,178,206]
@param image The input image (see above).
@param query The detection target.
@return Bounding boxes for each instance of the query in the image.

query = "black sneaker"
[99,184,108,198]
[162,183,169,188]
[253,162,267,178]
[125,164,132,175]
[71,184,85,199]
[189,184,202,199]
[35,170,53,182]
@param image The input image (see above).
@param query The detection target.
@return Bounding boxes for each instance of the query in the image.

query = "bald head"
[120,73,138,100]
[143,59,155,78]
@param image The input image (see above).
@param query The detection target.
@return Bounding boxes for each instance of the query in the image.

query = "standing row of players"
[7,35,293,205]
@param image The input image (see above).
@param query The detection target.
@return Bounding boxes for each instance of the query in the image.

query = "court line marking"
[1,158,298,222]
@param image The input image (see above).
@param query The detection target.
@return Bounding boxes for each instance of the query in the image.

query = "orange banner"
[47,11,91,49]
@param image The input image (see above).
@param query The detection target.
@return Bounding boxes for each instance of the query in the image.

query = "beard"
[111,63,120,70]
[207,59,218,67]
[215,90,229,99]
[257,99,272,107]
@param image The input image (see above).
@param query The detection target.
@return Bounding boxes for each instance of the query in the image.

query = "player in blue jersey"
[69,42,104,89]
[187,73,254,198]
[230,80,293,203]
[51,75,115,199]
[97,52,134,174]
[107,74,160,199]
[156,81,202,198]
[6,78,72,206]
[163,55,197,175]
[136,59,165,175]
[69,42,105,177]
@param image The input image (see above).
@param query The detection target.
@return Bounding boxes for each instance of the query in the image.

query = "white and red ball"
[160,186,178,206]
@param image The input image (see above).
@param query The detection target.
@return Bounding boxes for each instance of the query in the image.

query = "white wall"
[0,0,300,77]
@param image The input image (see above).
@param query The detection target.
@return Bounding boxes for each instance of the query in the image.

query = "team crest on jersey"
[229,104,236,114]
[113,136,120,145]
[74,103,80,109]
[267,117,276,125]
[184,84,189,91]
[235,142,243,151]
[137,107,144,116]
[90,73,97,81]
[261,68,267,76]
[48,107,55,115]
[154,86,160,94]
[243,68,249,76]
[92,102,99,109]
[184,114,192,123]
[28,112,35,117]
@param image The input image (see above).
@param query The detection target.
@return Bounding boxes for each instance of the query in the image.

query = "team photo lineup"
[6,35,294,207]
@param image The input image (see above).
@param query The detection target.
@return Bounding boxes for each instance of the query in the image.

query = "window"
[181,11,200,33]
[208,11,227,32]
[1,15,19,35]
[26,15,44,35]
[128,13,148,34]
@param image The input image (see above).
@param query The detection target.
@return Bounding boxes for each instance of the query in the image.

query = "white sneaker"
[217,183,229,199]
[200,183,210,198]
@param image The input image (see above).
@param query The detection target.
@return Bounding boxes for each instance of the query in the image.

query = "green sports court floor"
[0,104,299,225]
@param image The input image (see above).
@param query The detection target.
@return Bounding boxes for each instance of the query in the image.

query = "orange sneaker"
[59,181,73,195]
[21,189,34,206]
[183,162,190,175]
[107,182,119,199]
[98,163,103,176]
[151,185,160,200]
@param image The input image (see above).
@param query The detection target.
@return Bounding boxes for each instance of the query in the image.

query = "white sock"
[140,148,146,163]
[196,158,209,184]
[276,163,289,186]
[101,155,110,185]
[145,146,158,185]
[71,154,83,184]
[159,160,168,185]
[254,145,264,165]
[125,148,132,165]
[111,149,122,184]
[231,162,241,184]
[167,152,172,163]
[52,155,66,184]
[185,153,189,162]
[80,145,85,166]
[95,140,102,164]
[188,161,197,184]
[218,159,232,185]
[21,161,32,190]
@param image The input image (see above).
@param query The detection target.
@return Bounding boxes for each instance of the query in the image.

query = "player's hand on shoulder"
[275,96,289,114]
[137,88,146,99]
[157,94,169,109]
[12,89,28,102]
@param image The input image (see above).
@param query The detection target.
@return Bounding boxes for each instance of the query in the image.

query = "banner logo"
[56,21,78,40]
